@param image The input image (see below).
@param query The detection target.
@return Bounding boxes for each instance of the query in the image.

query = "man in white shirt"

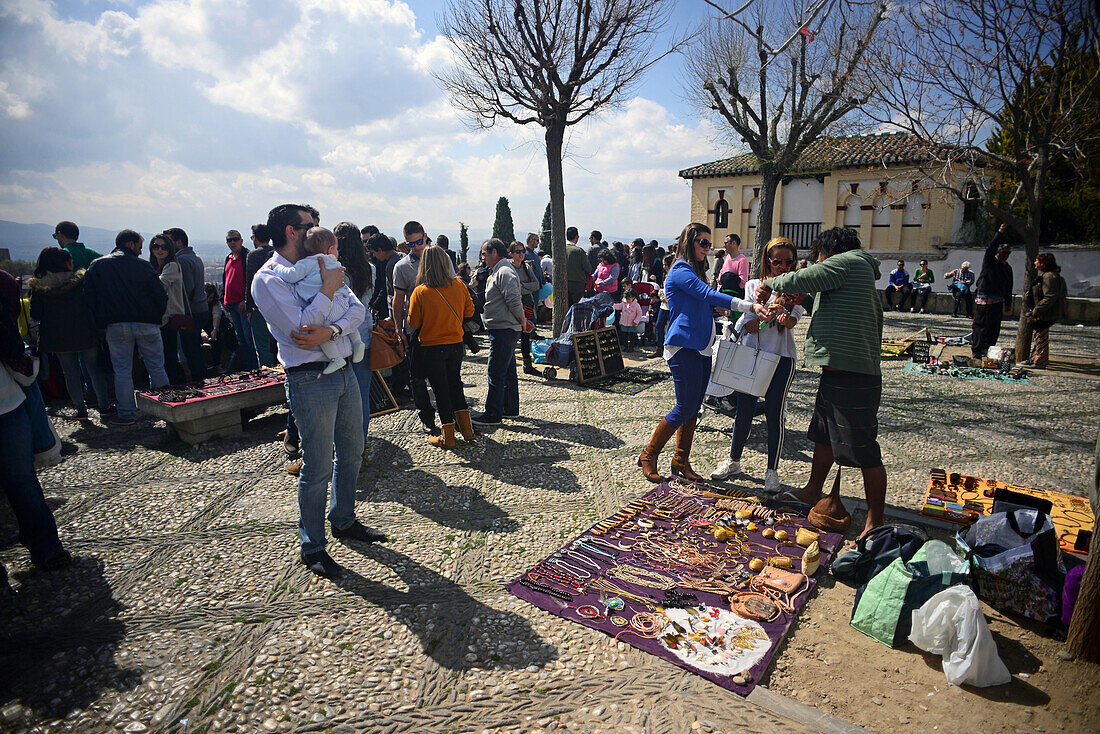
[252,203,386,579]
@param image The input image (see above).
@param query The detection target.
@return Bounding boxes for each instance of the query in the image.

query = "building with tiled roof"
[679,132,991,254]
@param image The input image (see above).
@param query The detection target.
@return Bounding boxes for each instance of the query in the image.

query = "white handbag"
[709,335,780,397]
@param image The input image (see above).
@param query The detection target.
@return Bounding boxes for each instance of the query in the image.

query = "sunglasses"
[152,243,169,251]
[227,236,242,242]
[770,258,795,266]
[510,249,524,254]
[693,237,713,249]
[289,223,312,231]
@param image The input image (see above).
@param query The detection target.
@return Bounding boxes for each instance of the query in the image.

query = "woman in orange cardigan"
[408,246,476,448]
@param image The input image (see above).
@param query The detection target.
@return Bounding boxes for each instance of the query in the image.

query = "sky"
[0,0,732,244]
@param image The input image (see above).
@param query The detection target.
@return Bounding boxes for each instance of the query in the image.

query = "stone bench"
[136,372,287,445]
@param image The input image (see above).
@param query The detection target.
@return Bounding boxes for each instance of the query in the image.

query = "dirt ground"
[763,509,1099,734]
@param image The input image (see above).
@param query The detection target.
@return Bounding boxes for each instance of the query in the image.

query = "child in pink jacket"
[613,288,644,351]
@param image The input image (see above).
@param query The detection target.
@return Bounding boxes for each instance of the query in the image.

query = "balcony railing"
[779,222,821,253]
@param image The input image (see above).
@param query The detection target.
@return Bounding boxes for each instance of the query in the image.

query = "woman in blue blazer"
[639,222,766,482]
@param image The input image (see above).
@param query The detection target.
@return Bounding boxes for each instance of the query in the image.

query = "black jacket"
[245,246,273,311]
[84,247,168,328]
[975,240,1012,305]
[28,270,98,353]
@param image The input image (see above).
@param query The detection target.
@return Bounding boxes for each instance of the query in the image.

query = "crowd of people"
[0,210,1071,582]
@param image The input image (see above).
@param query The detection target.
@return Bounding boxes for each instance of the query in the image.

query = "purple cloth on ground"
[504,483,841,695]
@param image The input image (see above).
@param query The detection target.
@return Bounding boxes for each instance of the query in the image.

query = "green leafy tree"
[492,196,515,244]
[459,221,470,264]
[540,202,551,246]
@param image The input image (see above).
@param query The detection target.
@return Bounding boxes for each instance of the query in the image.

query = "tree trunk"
[1013,231,1040,360]
[751,169,781,280]
[1066,513,1100,662]
[1066,427,1100,662]
[545,123,569,338]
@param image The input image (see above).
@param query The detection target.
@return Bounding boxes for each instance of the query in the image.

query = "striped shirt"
[765,250,883,376]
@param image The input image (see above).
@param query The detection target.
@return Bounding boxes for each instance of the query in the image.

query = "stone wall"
[877,290,1100,324]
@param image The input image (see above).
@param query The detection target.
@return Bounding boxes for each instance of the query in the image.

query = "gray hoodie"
[483,259,524,331]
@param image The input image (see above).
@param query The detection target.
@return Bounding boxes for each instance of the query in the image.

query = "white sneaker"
[352,341,367,363]
[322,356,347,375]
[764,469,781,493]
[711,458,741,480]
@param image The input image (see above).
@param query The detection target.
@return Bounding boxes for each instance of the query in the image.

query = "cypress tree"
[492,196,515,243]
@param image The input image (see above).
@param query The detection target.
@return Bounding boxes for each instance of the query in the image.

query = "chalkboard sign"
[573,331,602,384]
[369,371,399,417]
[573,326,626,384]
[596,327,624,374]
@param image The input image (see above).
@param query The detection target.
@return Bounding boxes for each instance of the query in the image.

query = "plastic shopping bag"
[909,586,1011,687]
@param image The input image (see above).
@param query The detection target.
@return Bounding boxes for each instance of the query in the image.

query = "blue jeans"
[729,356,795,470]
[665,347,711,428]
[249,310,277,367]
[0,403,63,564]
[485,328,520,420]
[350,314,374,441]
[105,322,170,419]
[285,364,363,555]
[56,348,112,412]
[226,302,258,369]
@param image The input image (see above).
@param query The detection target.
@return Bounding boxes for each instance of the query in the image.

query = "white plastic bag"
[909,586,1011,687]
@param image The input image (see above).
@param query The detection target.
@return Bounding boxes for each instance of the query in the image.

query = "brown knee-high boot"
[669,419,704,482]
[638,418,676,483]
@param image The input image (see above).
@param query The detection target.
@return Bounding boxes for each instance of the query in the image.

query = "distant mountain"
[0,220,119,260]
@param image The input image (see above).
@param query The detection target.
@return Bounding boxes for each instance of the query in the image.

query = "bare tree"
[435,0,685,335]
[688,0,890,276]
[867,0,1099,358]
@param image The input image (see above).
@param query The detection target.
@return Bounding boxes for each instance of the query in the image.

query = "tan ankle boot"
[429,423,456,448]
[670,419,704,482]
[454,410,476,440]
[638,418,676,483]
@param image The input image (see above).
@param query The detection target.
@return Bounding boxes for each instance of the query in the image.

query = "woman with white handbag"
[638,222,768,483]
[710,238,804,492]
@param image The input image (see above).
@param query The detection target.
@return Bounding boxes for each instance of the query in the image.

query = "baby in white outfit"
[268,227,366,374]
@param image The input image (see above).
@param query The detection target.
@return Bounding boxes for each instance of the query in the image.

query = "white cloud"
[0,1,720,241]
[1,0,138,66]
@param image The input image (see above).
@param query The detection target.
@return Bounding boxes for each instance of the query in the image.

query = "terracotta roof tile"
[678,132,979,179]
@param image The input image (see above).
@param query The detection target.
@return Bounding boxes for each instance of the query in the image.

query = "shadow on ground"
[339,543,557,672]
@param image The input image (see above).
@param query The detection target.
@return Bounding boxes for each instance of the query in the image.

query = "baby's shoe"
[323,356,347,375]
[352,341,367,363]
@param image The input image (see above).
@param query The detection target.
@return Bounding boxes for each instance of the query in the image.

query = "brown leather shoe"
[638,418,676,482]
[428,423,456,448]
[669,419,704,482]
[454,410,476,441]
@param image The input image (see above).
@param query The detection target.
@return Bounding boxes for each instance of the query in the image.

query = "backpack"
[831,523,928,587]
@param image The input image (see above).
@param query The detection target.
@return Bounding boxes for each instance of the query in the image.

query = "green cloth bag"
[850,541,970,647]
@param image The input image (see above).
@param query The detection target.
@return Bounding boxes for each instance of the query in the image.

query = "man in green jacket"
[54,221,102,270]
[762,227,886,537]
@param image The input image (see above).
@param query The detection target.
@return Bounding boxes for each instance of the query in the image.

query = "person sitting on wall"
[884,260,912,311]
[944,261,975,318]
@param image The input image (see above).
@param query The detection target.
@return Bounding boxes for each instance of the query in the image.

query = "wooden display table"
[136,368,287,444]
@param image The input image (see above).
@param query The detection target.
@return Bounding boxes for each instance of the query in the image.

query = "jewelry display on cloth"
[659,606,771,674]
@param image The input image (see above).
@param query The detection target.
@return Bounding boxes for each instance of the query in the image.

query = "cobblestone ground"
[1,313,1096,734]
